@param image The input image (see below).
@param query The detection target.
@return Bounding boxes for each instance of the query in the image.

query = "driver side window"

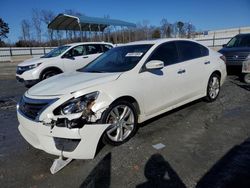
[148,42,179,66]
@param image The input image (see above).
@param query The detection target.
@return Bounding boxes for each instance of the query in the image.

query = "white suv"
[16,42,113,87]
[17,39,227,159]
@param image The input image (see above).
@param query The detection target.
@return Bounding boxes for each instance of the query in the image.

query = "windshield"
[226,35,250,48]
[79,44,153,73]
[42,46,70,58]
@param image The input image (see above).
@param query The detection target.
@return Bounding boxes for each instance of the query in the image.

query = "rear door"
[175,41,210,100]
[82,44,104,68]
[61,45,88,71]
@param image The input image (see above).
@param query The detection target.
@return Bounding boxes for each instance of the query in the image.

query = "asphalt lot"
[0,62,250,188]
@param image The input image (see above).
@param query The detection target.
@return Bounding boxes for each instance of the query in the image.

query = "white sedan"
[17,39,227,159]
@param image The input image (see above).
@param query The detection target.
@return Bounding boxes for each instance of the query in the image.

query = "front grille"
[225,53,249,64]
[18,96,57,121]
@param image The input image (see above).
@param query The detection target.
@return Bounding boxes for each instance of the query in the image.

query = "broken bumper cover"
[17,112,110,159]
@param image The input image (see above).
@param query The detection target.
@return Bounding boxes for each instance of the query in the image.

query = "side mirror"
[222,44,227,48]
[145,60,164,70]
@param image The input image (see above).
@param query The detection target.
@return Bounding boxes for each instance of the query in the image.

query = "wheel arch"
[211,70,221,78]
[39,66,63,80]
[111,95,141,116]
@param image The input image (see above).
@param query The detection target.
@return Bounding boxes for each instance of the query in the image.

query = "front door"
[138,42,185,116]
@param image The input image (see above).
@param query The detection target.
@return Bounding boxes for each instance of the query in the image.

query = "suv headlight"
[55,91,99,117]
[18,63,42,72]
[27,63,42,69]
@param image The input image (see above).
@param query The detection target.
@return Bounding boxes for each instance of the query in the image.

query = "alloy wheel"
[208,76,220,99]
[106,105,135,142]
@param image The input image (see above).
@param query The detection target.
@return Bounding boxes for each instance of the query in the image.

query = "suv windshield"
[80,44,153,73]
[42,46,70,58]
[226,35,250,48]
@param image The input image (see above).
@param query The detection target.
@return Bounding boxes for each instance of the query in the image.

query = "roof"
[65,42,114,47]
[236,33,250,36]
[48,14,136,31]
[125,38,197,46]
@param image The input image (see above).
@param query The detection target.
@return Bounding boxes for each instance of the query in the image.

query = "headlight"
[27,63,42,69]
[56,91,99,116]
[18,63,42,72]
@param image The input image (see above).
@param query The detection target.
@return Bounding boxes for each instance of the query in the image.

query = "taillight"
[220,55,226,64]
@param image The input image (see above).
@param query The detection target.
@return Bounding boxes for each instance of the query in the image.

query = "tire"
[243,73,250,84]
[41,70,61,80]
[101,100,138,146]
[204,73,221,102]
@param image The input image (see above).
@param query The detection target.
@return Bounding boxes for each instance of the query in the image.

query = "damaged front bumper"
[17,111,110,159]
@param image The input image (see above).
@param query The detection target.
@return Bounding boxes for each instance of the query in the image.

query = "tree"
[177,21,184,37]
[21,19,31,41]
[160,18,172,38]
[32,9,42,42]
[0,18,9,41]
[41,10,55,42]
[152,28,161,39]
[184,22,196,38]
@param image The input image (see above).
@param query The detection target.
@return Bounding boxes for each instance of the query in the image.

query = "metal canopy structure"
[48,14,136,42]
[48,14,136,32]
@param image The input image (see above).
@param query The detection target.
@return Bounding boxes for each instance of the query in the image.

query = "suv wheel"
[101,100,138,146]
[41,70,60,80]
[205,73,221,102]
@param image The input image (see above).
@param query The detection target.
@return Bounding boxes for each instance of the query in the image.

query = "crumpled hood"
[27,71,121,96]
[18,56,48,66]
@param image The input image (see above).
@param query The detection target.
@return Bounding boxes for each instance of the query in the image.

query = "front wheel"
[204,73,221,102]
[101,101,138,146]
[41,70,60,80]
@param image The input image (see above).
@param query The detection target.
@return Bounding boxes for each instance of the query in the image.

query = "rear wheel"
[101,101,138,146]
[242,73,250,84]
[204,73,221,102]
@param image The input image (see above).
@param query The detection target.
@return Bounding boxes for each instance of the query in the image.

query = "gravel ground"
[0,62,250,188]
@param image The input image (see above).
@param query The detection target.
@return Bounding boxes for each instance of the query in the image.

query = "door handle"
[177,69,186,74]
[204,61,210,65]
[83,56,89,58]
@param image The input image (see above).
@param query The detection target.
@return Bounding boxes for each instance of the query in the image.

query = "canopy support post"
[129,28,131,42]
[89,24,92,42]
[122,26,125,43]
[114,26,117,44]
[78,22,83,42]
[98,25,101,41]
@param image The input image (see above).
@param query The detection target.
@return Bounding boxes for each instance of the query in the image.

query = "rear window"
[86,44,102,54]
[177,41,209,62]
